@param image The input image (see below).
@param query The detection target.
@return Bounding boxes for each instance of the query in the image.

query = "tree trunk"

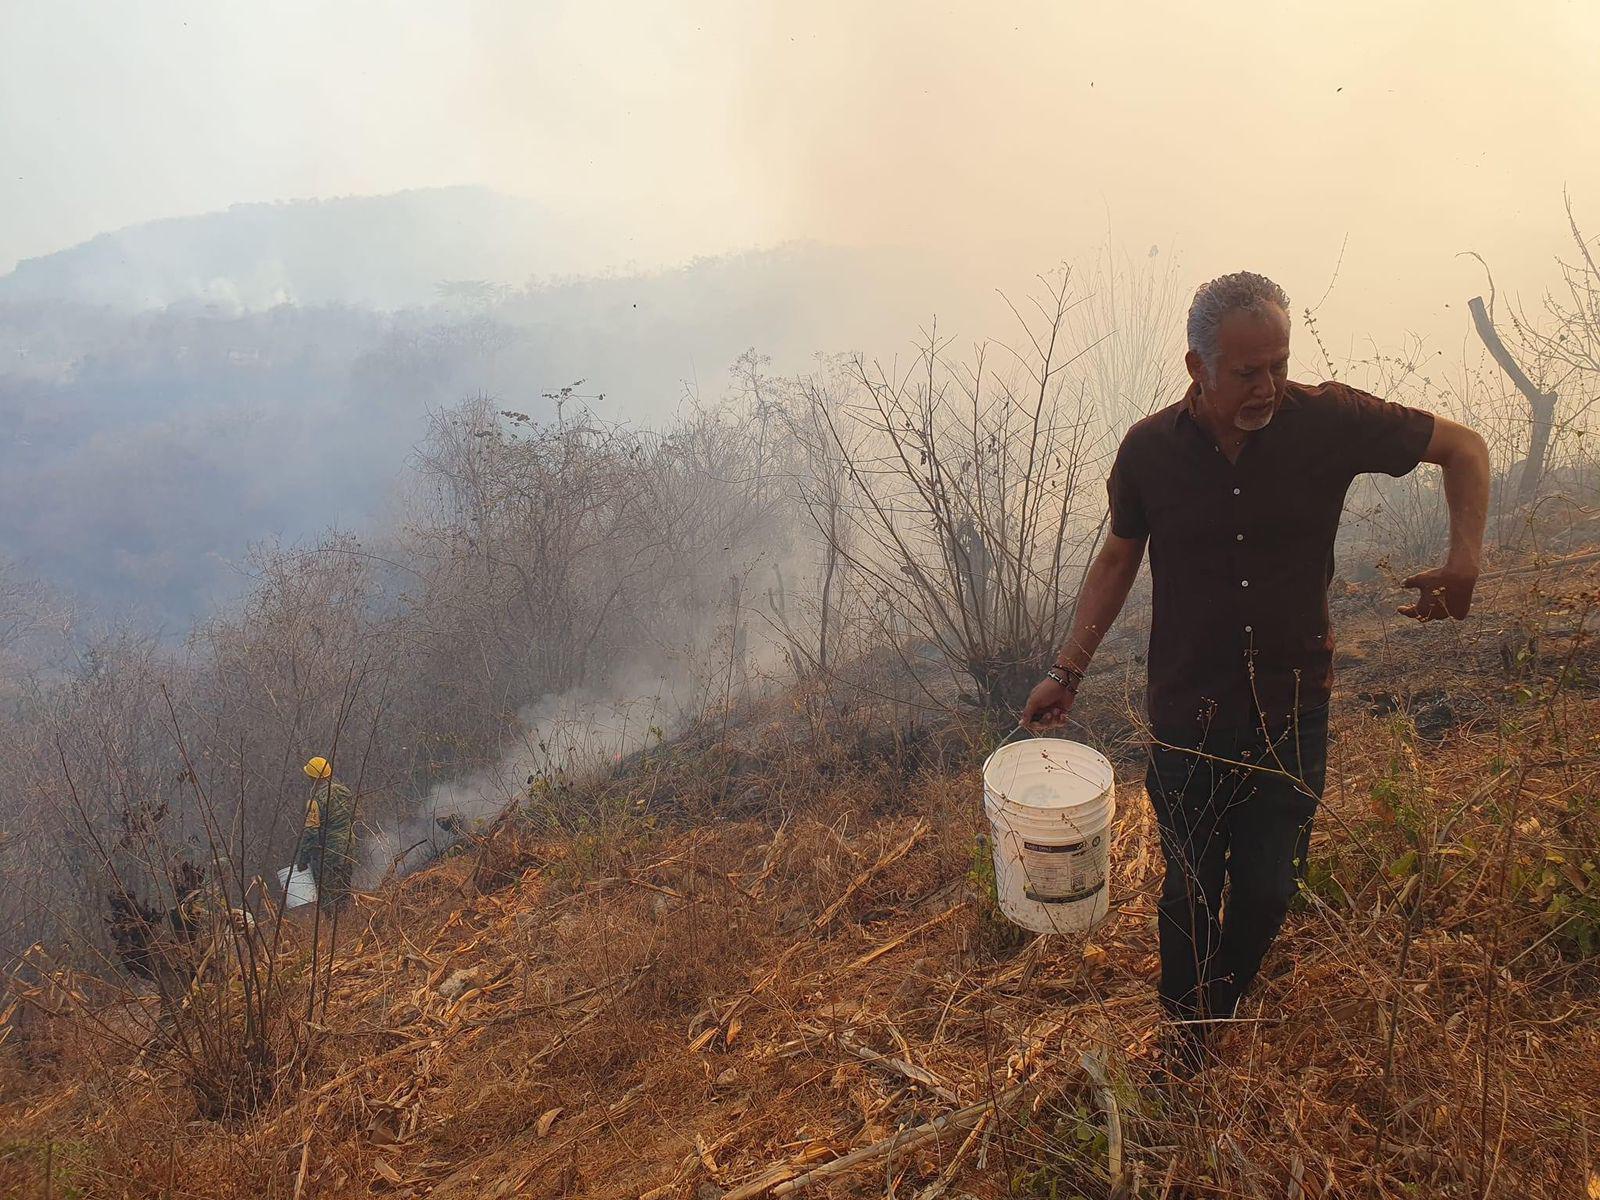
[1468,295,1557,505]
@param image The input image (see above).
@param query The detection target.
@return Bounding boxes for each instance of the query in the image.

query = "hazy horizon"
[4,1,1600,624]
[5,1,1600,355]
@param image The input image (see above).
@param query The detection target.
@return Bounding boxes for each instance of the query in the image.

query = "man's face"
[1187,305,1290,432]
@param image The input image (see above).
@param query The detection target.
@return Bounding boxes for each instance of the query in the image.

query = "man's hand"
[1398,565,1476,621]
[1020,677,1076,731]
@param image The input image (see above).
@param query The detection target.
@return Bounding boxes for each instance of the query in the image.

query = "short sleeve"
[1335,384,1436,478]
[1106,441,1149,540]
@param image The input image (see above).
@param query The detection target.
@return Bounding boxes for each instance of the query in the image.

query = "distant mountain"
[0,187,637,311]
[0,211,976,626]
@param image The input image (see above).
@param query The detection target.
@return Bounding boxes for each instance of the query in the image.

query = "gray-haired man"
[1021,272,1490,1069]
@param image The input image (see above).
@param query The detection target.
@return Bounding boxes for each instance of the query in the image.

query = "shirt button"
[1232,487,1241,495]
[1244,625,1253,633]
[1235,533,1244,541]
[1241,579,1249,587]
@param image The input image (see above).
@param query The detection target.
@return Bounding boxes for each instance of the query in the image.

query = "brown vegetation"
[3,233,1600,1196]
[2,555,1598,1198]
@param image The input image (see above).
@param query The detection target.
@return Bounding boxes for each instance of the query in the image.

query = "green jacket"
[304,779,355,859]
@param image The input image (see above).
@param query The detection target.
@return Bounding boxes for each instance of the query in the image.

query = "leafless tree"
[805,271,1109,715]
[7,628,378,1118]
[0,556,49,654]
[1464,191,1600,505]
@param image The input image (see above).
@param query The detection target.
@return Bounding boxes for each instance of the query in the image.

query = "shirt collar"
[1172,381,1202,436]
[1180,381,1201,421]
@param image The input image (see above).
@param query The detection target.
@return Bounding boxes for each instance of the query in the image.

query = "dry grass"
[2,570,1599,1198]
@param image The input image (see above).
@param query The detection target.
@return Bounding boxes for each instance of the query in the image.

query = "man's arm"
[1400,415,1490,620]
[1020,531,1147,730]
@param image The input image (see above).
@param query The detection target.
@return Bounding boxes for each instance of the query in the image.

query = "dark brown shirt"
[1108,379,1435,743]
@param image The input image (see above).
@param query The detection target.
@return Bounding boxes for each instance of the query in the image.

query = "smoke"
[357,670,684,882]
[357,591,796,884]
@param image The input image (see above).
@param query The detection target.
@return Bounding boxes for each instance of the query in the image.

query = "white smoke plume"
[356,603,793,884]
[358,672,685,883]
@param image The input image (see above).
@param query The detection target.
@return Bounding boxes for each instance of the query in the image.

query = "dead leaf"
[725,1015,742,1046]
[688,1027,718,1052]
[695,1134,723,1176]
[366,1114,402,1146]
[372,1158,403,1185]
[436,967,479,1002]
[536,1106,564,1137]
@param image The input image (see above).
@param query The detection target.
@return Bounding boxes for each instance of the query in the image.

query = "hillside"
[0,188,629,312]
[1,556,1597,1198]
[0,225,962,625]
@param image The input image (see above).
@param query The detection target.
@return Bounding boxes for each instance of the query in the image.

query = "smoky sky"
[3,1,1600,353]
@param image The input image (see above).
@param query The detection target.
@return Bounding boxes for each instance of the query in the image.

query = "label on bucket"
[1020,837,1107,904]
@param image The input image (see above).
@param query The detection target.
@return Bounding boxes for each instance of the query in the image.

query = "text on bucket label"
[1019,836,1107,904]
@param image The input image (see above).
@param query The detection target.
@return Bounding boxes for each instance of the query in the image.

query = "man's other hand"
[1398,565,1476,621]
[1020,677,1076,731]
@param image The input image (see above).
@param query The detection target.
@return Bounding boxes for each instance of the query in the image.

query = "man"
[296,755,357,911]
[1020,272,1489,1068]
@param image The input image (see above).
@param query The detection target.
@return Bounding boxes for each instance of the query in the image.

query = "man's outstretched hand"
[1398,565,1477,621]
[1020,677,1076,732]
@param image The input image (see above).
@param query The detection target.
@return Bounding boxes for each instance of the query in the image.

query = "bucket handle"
[996,722,1039,748]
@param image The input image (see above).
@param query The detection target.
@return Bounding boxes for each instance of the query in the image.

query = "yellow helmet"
[303,756,333,780]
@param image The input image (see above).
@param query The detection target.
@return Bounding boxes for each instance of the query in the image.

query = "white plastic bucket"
[277,865,318,909]
[982,738,1115,934]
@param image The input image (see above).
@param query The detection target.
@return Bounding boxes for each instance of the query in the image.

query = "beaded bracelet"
[1045,665,1083,691]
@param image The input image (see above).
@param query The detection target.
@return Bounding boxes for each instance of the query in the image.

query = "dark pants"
[1145,705,1329,1028]
[295,830,353,908]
